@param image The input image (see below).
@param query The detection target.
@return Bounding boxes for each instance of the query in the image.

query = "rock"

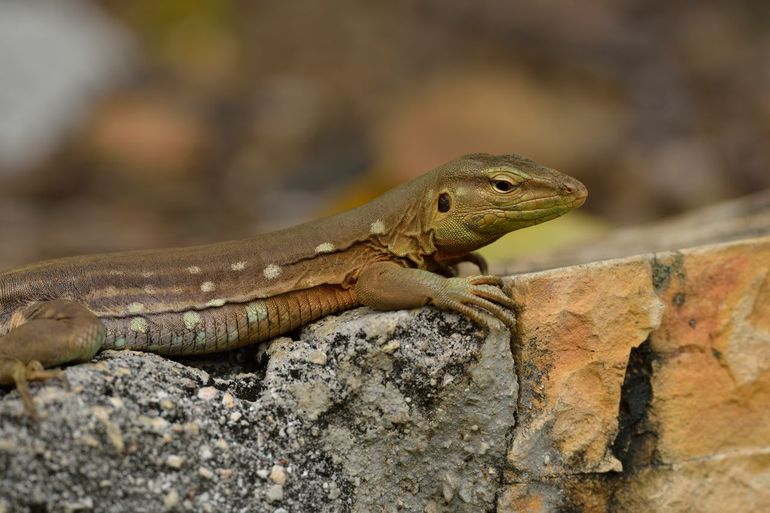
[165,455,185,469]
[499,235,770,512]
[266,308,517,512]
[264,484,283,503]
[197,386,219,401]
[269,465,288,485]
[614,238,770,513]
[506,257,663,477]
[0,231,767,512]
[0,307,515,512]
[306,350,328,365]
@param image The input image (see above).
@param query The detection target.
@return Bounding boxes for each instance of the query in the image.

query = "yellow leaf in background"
[478,211,609,265]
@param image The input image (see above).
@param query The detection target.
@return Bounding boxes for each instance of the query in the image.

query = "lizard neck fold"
[361,173,439,268]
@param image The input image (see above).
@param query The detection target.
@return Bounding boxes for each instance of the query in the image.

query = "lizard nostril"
[563,183,574,194]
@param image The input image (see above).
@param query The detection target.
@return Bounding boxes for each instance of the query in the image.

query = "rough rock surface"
[499,235,770,512]
[0,308,515,513]
[1,235,768,513]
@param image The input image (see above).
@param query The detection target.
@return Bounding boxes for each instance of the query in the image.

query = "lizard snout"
[562,177,588,207]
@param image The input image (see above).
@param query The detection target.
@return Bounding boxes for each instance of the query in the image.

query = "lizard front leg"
[441,251,489,275]
[355,261,516,330]
[0,300,106,418]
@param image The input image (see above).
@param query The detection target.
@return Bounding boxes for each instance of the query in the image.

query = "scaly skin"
[0,153,587,417]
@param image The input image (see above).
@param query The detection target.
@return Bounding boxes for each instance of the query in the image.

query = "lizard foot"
[1,358,65,420]
[432,275,517,331]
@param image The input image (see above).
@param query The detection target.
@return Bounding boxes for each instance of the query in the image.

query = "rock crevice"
[500,235,770,512]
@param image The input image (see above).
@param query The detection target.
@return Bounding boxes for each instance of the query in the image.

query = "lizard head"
[427,153,587,256]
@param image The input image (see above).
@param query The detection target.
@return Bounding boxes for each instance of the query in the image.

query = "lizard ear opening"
[438,192,451,213]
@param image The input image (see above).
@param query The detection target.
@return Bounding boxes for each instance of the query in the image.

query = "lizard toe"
[474,284,518,311]
[468,275,505,287]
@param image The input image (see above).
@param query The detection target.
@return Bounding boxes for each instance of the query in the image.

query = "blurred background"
[1,0,769,270]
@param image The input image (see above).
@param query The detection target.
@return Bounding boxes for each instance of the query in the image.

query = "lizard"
[0,153,587,417]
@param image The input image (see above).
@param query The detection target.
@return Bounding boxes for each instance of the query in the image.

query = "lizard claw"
[432,275,516,331]
[1,359,66,420]
[26,361,67,388]
[441,252,489,277]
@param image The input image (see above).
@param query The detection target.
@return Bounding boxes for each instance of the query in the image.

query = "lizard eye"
[438,192,451,212]
[492,178,517,194]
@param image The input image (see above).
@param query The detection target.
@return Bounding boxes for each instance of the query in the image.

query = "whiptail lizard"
[0,153,586,417]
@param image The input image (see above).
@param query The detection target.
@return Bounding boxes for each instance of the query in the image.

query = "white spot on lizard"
[127,302,145,314]
[230,261,247,271]
[183,311,201,329]
[205,298,226,307]
[370,219,385,235]
[187,266,202,274]
[314,242,336,254]
[263,264,282,280]
[143,285,157,295]
[141,271,156,278]
[200,281,216,293]
[245,302,268,323]
[129,317,148,333]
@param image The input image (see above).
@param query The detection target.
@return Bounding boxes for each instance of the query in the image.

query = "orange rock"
[501,235,770,512]
[507,258,663,476]
[616,457,770,513]
[649,240,770,462]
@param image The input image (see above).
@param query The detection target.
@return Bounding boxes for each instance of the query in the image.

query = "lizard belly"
[100,285,358,355]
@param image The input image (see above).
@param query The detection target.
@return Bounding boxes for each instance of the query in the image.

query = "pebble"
[163,489,180,509]
[217,468,233,480]
[198,467,215,480]
[442,474,457,502]
[381,341,401,354]
[265,484,283,503]
[307,350,328,365]
[166,455,185,469]
[139,415,169,432]
[197,387,218,401]
[182,422,200,436]
[327,482,341,500]
[269,465,288,485]
[424,501,439,513]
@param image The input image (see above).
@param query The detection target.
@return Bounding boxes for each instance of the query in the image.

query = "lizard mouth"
[568,180,588,208]
[493,183,587,228]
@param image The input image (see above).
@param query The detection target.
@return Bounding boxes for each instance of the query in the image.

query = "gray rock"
[0,306,516,513]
